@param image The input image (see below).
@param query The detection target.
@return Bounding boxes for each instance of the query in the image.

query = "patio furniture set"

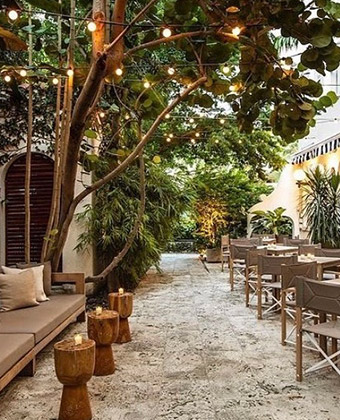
[221,235,340,382]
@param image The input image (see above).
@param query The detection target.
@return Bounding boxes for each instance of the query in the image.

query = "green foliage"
[302,166,340,248]
[76,163,194,290]
[251,207,293,236]
[193,167,272,244]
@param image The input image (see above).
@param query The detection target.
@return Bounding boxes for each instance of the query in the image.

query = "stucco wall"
[249,147,340,238]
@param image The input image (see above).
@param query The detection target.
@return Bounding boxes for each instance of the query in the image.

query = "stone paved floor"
[1,253,339,419]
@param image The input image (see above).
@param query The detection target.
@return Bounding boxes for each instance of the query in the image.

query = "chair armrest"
[52,273,85,295]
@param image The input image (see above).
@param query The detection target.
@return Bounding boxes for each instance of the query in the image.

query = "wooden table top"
[298,256,340,267]
[258,245,299,253]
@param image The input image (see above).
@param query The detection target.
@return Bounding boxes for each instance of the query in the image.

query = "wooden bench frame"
[0,273,86,392]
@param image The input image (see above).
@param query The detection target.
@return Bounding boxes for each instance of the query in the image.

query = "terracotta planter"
[206,248,221,263]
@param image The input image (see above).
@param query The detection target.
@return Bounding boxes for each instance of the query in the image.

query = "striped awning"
[291,133,340,165]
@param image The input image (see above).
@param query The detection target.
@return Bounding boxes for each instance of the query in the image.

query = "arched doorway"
[5,153,54,265]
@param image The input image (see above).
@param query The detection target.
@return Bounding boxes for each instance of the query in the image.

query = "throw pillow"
[16,261,52,296]
[1,265,49,302]
[0,270,39,311]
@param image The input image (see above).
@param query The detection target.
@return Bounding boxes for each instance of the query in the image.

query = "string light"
[143,80,151,89]
[222,65,230,75]
[219,118,225,125]
[8,10,19,21]
[87,21,97,32]
[125,114,130,120]
[19,69,27,77]
[4,75,11,83]
[189,118,194,124]
[232,26,241,36]
[52,77,59,85]
[99,111,105,118]
[195,132,200,138]
[165,113,170,119]
[167,67,175,76]
[190,138,196,144]
[166,137,171,143]
[115,68,123,76]
[162,27,172,38]
[67,69,74,77]
[169,134,174,138]
[229,84,237,92]
[215,139,219,144]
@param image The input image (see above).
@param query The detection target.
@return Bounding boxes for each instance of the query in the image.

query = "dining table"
[258,244,299,255]
[298,255,340,281]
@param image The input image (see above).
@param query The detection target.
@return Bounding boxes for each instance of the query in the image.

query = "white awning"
[291,133,340,164]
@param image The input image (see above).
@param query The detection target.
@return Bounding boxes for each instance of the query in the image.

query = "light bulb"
[165,113,170,119]
[99,111,105,118]
[162,28,172,38]
[8,10,18,21]
[189,118,194,124]
[229,84,237,92]
[232,26,241,36]
[167,67,175,76]
[294,169,306,182]
[166,137,171,143]
[191,138,195,144]
[169,134,174,138]
[87,21,97,32]
[219,118,225,125]
[215,139,219,144]
[222,65,230,75]
[19,69,27,77]
[125,114,130,120]
[52,77,59,85]
[195,132,200,138]
[4,75,11,83]
[67,69,74,77]
[143,81,151,89]
[115,68,123,76]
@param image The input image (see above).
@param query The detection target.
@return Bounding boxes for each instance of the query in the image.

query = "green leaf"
[84,130,98,139]
[26,0,61,13]
[327,90,338,104]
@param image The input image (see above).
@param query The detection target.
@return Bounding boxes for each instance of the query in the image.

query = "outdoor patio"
[0,253,339,420]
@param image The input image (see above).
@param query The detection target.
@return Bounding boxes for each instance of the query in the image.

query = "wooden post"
[54,338,95,420]
[87,310,119,376]
[257,273,262,320]
[108,292,133,343]
[281,290,287,345]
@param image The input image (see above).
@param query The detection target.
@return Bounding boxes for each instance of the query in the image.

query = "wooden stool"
[108,292,133,343]
[54,338,95,420]
[87,310,119,376]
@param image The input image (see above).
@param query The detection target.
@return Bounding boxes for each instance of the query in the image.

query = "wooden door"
[5,153,54,265]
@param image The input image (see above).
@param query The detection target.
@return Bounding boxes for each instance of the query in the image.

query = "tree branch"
[52,76,207,268]
[125,30,215,57]
[86,150,146,282]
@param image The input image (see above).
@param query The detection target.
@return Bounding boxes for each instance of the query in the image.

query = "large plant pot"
[206,248,221,263]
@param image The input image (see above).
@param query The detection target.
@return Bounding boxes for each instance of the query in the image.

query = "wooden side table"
[108,292,133,343]
[87,310,119,376]
[54,338,95,420]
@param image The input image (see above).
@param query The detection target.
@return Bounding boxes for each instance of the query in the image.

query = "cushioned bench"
[0,273,86,392]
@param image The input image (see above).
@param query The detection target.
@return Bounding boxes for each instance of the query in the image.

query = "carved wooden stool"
[54,338,95,420]
[87,310,119,376]
[108,292,133,343]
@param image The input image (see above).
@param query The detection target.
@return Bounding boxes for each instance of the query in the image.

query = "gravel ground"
[0,253,339,420]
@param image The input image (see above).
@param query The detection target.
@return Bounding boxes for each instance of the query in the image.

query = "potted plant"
[195,198,228,262]
[251,207,293,242]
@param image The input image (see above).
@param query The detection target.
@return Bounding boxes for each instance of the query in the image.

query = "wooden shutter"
[5,153,54,266]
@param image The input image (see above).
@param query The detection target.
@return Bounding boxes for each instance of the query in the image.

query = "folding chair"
[229,244,256,292]
[221,235,230,272]
[298,244,321,256]
[245,248,267,307]
[296,277,340,381]
[281,262,318,346]
[256,254,298,320]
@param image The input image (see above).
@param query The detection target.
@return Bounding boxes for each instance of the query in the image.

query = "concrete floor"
[0,253,339,420]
